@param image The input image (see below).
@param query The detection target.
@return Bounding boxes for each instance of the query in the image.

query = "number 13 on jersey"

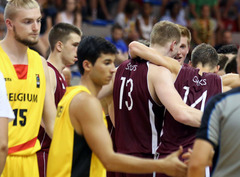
[119,77,134,111]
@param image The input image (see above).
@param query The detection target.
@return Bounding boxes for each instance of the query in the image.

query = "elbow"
[173,112,200,127]
[128,41,139,57]
[100,153,117,172]
[0,142,8,155]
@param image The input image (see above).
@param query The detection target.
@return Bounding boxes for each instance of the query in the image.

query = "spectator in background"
[105,23,128,66]
[189,0,223,29]
[56,0,82,29]
[0,7,5,40]
[33,0,57,58]
[215,30,233,50]
[115,1,139,45]
[160,0,187,27]
[191,5,216,47]
[221,0,239,31]
[136,2,157,40]
[89,0,113,20]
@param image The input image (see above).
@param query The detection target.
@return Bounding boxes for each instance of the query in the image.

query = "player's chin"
[103,78,112,85]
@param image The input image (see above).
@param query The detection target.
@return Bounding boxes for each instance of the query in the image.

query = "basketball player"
[98,21,202,177]
[174,24,191,65]
[47,36,187,177]
[187,48,240,177]
[128,41,240,177]
[0,0,56,177]
[0,71,15,175]
[37,23,82,177]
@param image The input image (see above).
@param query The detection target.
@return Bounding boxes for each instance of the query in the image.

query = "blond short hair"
[4,0,39,20]
[176,24,191,46]
[150,21,181,47]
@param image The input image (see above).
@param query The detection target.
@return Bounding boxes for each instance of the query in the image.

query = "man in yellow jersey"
[37,23,82,177]
[0,0,56,177]
[47,36,187,177]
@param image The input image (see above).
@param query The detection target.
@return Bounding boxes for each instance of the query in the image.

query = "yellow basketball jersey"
[0,46,46,155]
[47,86,106,177]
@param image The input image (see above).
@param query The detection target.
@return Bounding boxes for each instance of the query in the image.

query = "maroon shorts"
[37,151,49,177]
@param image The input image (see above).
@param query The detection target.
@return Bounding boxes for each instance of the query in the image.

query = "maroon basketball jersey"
[38,62,67,151]
[157,64,222,157]
[113,58,164,155]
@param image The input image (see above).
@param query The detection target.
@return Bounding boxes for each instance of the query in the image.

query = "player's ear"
[56,41,63,52]
[189,60,192,67]
[82,60,92,72]
[5,19,13,29]
[170,41,177,51]
[214,65,220,73]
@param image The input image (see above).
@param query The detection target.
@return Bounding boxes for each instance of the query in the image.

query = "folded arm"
[129,41,181,76]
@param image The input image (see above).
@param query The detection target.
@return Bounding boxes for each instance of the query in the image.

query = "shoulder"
[149,63,171,74]
[71,91,101,111]
[149,64,172,82]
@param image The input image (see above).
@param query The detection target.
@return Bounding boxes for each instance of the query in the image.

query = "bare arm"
[75,12,82,29]
[150,65,202,127]
[129,41,181,77]
[98,72,115,125]
[221,73,240,92]
[213,0,223,29]
[70,93,187,176]
[189,3,199,19]
[0,118,8,175]
[41,57,56,138]
[188,139,213,177]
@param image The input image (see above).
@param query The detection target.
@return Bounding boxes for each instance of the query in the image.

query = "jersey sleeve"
[0,72,15,121]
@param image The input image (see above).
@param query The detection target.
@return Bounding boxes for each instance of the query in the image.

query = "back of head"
[225,56,237,74]
[218,54,229,70]
[77,36,118,74]
[150,21,180,47]
[191,43,218,69]
[217,44,238,55]
[4,0,39,20]
[48,23,82,51]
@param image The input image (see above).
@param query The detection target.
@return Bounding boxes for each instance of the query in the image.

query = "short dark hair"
[111,23,123,33]
[48,23,82,51]
[225,56,237,74]
[77,36,118,74]
[218,54,229,70]
[217,44,238,54]
[191,43,218,69]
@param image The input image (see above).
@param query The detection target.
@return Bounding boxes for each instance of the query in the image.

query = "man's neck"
[195,64,214,75]
[0,37,29,64]
[47,52,65,73]
[79,76,102,97]
[151,44,169,57]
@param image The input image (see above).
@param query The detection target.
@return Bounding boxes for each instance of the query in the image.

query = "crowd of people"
[1,0,240,177]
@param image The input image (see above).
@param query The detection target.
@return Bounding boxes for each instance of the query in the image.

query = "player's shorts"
[1,153,39,177]
[37,150,48,177]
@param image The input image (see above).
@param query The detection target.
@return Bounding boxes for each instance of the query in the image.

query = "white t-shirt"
[0,71,15,120]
